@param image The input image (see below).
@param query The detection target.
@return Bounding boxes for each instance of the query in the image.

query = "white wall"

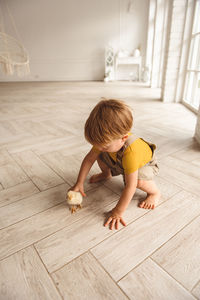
[0,0,149,81]
[195,105,200,145]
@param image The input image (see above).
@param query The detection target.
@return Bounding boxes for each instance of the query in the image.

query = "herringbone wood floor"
[0,81,200,300]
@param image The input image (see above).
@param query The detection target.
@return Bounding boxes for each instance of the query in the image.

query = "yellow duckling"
[67,191,83,214]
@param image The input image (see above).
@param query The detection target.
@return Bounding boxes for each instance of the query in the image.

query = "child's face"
[95,135,128,152]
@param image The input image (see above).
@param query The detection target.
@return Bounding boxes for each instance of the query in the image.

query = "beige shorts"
[99,152,159,181]
[136,154,159,180]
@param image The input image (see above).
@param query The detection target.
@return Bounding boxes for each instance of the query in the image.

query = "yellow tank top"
[92,134,152,175]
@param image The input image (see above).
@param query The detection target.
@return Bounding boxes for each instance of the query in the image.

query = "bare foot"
[139,191,161,209]
[89,172,111,183]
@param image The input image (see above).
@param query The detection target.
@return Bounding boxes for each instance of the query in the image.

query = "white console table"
[115,56,142,81]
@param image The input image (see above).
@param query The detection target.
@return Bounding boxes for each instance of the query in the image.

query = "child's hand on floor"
[104,208,126,230]
[67,183,86,198]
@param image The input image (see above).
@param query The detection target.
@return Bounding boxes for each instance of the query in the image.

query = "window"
[183,0,200,112]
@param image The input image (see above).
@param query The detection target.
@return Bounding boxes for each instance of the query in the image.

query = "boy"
[69,99,160,230]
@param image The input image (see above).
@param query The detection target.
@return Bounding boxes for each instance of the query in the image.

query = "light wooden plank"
[0,120,24,137]
[0,121,10,137]
[160,155,200,180]
[0,149,13,166]
[192,282,200,299]
[172,141,200,162]
[0,202,71,261]
[0,186,115,261]
[192,158,200,167]
[50,119,86,135]
[13,150,64,190]
[41,119,72,136]
[52,252,127,300]
[156,137,193,159]
[134,126,167,146]
[40,151,83,185]
[0,162,28,188]
[0,246,61,300]
[91,190,200,281]
[5,134,56,154]
[159,161,200,196]
[59,141,90,156]
[151,216,200,291]
[0,181,39,208]
[0,120,25,136]
[5,120,27,135]
[31,135,77,155]
[39,151,99,190]
[0,133,32,148]
[0,183,69,229]
[35,208,114,273]
[118,259,196,300]
[19,120,56,136]
[0,109,48,122]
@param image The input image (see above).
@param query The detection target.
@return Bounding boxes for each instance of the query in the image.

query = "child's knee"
[137,179,144,188]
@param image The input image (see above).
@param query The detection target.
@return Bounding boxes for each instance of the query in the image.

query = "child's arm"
[104,170,138,230]
[69,149,99,196]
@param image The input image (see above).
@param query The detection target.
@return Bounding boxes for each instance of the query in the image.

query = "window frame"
[182,0,200,113]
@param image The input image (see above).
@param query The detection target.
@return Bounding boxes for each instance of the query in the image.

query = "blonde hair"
[84,99,133,145]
